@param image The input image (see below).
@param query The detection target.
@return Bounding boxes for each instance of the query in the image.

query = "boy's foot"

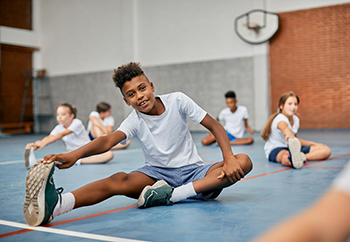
[137,180,174,208]
[24,146,37,169]
[23,162,62,226]
[287,137,303,169]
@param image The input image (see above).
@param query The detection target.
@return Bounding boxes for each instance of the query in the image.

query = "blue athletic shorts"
[88,131,95,141]
[135,163,222,200]
[226,130,237,142]
[268,146,311,163]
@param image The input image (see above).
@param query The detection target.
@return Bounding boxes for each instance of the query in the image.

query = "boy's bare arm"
[244,119,254,134]
[42,130,126,169]
[200,114,244,182]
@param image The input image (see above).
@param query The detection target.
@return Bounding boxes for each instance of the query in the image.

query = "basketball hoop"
[235,9,279,44]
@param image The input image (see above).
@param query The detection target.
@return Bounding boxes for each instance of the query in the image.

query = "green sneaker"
[23,162,62,226]
[137,180,174,208]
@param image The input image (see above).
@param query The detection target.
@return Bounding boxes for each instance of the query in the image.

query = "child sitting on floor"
[202,90,254,146]
[261,91,331,169]
[24,103,113,168]
[87,101,129,149]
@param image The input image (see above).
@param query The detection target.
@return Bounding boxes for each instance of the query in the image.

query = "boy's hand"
[41,153,78,169]
[247,126,255,135]
[218,156,244,183]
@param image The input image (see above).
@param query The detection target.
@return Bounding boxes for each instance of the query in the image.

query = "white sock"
[29,147,37,167]
[53,192,75,217]
[170,182,196,203]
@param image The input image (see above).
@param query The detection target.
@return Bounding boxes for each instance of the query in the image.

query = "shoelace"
[56,187,64,206]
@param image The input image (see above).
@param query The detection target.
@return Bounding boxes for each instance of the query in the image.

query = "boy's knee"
[236,153,253,174]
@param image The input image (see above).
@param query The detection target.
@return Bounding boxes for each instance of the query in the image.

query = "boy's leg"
[230,137,254,145]
[201,132,216,146]
[24,163,156,226]
[192,153,252,195]
[72,171,155,208]
[137,154,253,208]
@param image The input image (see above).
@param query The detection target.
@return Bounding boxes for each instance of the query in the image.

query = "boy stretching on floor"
[24,62,253,226]
[202,91,254,146]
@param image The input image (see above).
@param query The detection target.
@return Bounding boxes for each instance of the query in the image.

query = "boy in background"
[202,91,254,146]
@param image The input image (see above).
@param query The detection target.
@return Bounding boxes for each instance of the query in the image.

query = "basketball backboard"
[235,9,279,44]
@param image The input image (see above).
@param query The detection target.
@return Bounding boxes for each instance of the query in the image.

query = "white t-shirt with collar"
[218,106,249,138]
[264,113,300,158]
[86,111,115,132]
[117,92,207,168]
[50,118,91,151]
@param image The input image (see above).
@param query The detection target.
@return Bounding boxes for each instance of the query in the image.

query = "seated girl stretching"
[260,91,331,169]
[24,103,113,168]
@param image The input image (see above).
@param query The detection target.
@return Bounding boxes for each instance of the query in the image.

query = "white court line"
[0,219,146,242]
[0,160,23,165]
[0,149,143,166]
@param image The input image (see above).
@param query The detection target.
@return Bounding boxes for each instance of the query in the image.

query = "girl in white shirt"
[24,103,113,168]
[261,91,331,169]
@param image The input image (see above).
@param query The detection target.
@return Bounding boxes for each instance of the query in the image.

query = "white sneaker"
[24,146,37,169]
[287,138,303,169]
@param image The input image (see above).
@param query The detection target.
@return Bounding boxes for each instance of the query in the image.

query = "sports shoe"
[287,137,303,169]
[137,180,174,208]
[23,162,62,226]
[24,146,37,169]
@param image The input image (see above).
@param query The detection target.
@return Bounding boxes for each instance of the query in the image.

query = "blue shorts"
[268,146,311,163]
[88,131,95,141]
[226,130,237,142]
[135,163,222,200]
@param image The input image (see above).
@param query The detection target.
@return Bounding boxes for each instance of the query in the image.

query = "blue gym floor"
[0,129,349,241]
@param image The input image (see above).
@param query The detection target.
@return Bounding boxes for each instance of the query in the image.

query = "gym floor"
[0,129,349,241]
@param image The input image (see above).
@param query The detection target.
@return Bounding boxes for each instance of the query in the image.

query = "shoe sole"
[288,138,303,169]
[23,162,54,226]
[24,148,31,169]
[137,180,168,208]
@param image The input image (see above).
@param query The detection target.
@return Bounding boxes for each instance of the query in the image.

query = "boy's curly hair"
[113,62,145,90]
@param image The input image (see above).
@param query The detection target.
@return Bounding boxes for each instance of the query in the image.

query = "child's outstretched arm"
[200,114,245,182]
[33,129,73,150]
[42,130,126,169]
[277,121,294,141]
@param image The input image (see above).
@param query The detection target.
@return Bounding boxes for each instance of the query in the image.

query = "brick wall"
[269,3,350,129]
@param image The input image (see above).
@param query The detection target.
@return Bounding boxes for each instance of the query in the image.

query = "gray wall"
[45,57,255,133]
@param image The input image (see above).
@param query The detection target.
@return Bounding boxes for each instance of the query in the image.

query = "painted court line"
[0,204,137,238]
[0,220,145,241]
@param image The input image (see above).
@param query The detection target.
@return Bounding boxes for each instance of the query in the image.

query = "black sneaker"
[137,180,174,208]
[23,162,62,226]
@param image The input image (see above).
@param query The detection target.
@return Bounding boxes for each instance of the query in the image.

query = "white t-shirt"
[50,119,91,151]
[218,106,249,138]
[86,111,115,132]
[332,161,350,195]
[264,113,300,158]
[117,92,207,168]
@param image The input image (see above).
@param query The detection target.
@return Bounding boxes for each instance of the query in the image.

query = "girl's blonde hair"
[260,91,300,141]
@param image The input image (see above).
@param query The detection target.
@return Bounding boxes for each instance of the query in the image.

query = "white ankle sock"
[53,192,75,217]
[170,182,196,203]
